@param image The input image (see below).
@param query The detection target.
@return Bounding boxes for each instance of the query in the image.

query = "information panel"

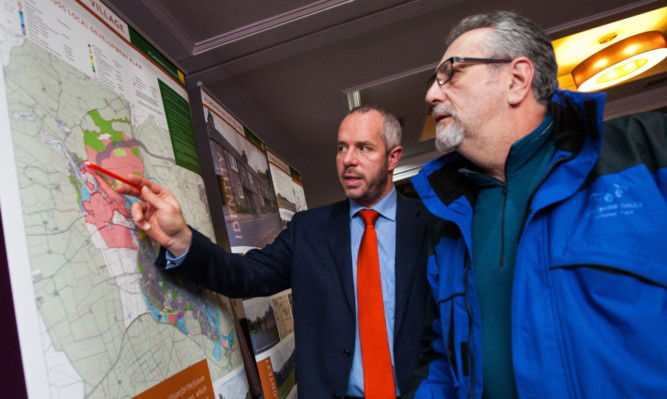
[267,150,307,226]
[201,90,298,398]
[0,0,244,397]
[243,291,297,399]
[201,89,283,254]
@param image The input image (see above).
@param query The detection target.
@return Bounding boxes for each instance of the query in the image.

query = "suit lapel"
[394,195,424,337]
[327,200,355,312]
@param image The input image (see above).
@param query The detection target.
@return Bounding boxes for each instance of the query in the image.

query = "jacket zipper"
[500,183,507,267]
[472,155,572,398]
[519,153,575,240]
[463,256,475,399]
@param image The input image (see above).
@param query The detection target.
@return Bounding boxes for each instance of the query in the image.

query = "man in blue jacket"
[412,10,667,399]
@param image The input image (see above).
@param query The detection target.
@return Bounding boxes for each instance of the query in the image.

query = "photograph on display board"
[267,150,308,227]
[201,90,282,253]
[271,293,295,339]
[0,0,244,397]
[243,297,280,355]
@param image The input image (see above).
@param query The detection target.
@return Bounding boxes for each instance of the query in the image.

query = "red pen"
[83,160,142,191]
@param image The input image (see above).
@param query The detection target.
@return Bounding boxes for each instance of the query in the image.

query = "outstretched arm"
[115,175,192,257]
[118,175,291,299]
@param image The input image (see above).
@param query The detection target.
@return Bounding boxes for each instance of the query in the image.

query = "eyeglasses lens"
[437,60,452,86]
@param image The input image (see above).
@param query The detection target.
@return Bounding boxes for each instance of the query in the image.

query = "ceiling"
[102,0,667,208]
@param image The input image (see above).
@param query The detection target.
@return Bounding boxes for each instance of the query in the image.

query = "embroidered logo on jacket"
[585,183,643,220]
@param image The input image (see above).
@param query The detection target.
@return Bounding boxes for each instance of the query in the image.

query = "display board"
[0,0,244,397]
[201,89,283,254]
[267,150,307,226]
[243,291,297,399]
[201,89,298,398]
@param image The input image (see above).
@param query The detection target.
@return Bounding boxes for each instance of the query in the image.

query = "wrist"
[166,225,192,258]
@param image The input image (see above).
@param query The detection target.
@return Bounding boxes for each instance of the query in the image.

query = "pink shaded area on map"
[81,173,136,249]
[81,130,144,250]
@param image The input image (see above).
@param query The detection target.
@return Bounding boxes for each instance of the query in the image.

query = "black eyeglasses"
[427,57,513,87]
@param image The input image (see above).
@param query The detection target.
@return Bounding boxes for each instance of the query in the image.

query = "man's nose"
[342,148,358,166]
[426,81,445,105]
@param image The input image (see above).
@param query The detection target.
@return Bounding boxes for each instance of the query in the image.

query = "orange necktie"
[357,209,396,398]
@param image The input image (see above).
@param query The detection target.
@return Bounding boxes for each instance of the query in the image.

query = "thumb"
[131,201,152,231]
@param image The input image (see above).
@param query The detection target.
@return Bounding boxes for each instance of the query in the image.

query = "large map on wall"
[0,0,243,397]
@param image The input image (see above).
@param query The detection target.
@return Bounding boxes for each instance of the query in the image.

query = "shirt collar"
[349,186,397,222]
[460,113,554,186]
[506,112,554,172]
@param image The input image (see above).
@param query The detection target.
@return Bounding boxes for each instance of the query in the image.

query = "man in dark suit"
[117,105,433,398]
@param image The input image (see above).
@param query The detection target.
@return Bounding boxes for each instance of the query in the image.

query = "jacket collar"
[327,200,355,312]
[412,89,607,222]
[393,194,427,335]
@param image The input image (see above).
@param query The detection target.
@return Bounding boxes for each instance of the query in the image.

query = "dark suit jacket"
[156,194,433,398]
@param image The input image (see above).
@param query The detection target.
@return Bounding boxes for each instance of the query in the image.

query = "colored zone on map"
[76,109,142,249]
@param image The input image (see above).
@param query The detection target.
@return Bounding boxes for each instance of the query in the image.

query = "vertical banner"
[244,292,297,399]
[257,358,280,399]
[200,89,298,398]
[267,150,308,227]
[0,0,245,397]
[200,89,283,254]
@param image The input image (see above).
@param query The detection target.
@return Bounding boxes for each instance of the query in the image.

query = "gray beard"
[435,123,464,153]
[433,105,464,153]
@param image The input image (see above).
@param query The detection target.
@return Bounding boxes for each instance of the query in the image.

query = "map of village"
[4,39,242,397]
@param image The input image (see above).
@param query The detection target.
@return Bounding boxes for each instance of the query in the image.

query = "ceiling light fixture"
[572,30,667,92]
[346,91,361,110]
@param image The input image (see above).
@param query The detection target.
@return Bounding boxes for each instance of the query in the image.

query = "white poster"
[267,149,307,226]
[0,0,243,397]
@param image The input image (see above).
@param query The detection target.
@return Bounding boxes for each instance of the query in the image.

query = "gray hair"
[349,104,402,152]
[446,11,558,106]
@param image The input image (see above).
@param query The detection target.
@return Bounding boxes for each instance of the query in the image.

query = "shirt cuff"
[165,249,188,269]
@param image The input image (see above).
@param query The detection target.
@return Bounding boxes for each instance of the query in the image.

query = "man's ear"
[507,57,534,106]
[387,146,403,172]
